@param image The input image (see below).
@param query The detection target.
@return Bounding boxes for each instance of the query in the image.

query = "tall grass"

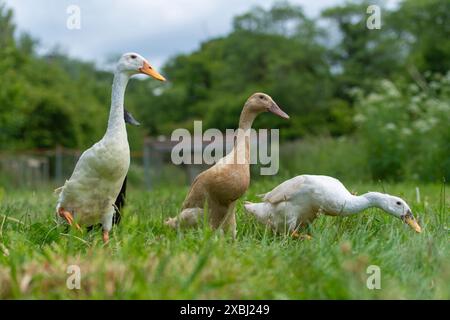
[276,136,370,183]
[0,181,448,299]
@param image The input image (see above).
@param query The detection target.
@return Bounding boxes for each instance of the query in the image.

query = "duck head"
[116,52,166,126]
[376,194,422,233]
[244,93,289,119]
[116,52,166,81]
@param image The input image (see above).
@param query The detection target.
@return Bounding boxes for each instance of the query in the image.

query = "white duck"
[55,52,165,243]
[244,175,422,236]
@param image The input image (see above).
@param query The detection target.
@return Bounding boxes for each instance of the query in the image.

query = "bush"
[354,73,450,182]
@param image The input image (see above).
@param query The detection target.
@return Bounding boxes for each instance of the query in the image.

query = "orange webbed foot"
[58,207,82,232]
[291,230,312,240]
[102,230,109,244]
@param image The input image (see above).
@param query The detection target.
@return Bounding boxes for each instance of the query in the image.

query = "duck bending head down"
[244,175,422,237]
[55,52,165,243]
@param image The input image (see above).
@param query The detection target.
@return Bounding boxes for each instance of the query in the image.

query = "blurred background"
[0,0,448,190]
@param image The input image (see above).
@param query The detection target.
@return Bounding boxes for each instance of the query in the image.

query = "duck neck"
[233,107,258,165]
[106,71,129,137]
[343,192,384,215]
[238,107,258,131]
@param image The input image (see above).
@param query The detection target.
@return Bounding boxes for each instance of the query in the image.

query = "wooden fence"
[0,135,226,189]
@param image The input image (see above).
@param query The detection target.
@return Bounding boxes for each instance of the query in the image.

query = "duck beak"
[402,210,422,233]
[139,61,166,81]
[269,102,290,119]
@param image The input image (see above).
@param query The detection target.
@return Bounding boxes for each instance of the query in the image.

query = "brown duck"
[165,93,289,238]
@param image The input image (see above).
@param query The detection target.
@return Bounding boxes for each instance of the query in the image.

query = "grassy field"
[0,180,448,299]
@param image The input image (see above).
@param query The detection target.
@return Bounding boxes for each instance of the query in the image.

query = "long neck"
[342,192,384,215]
[106,71,129,136]
[238,106,258,131]
[233,107,258,164]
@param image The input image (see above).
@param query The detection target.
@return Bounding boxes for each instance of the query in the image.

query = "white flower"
[428,117,438,126]
[353,114,367,124]
[411,96,421,104]
[385,123,397,131]
[429,100,450,113]
[401,128,412,136]
[348,87,363,99]
[429,81,440,90]
[367,93,384,103]
[380,80,400,98]
[413,119,430,133]
[408,84,419,94]
[408,102,420,113]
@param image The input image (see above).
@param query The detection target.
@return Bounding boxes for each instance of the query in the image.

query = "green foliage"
[0,4,123,150]
[354,73,450,181]
[322,0,404,95]
[0,0,449,183]
[390,0,450,74]
[138,2,335,139]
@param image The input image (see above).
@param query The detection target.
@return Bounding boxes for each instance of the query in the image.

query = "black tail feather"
[113,176,127,225]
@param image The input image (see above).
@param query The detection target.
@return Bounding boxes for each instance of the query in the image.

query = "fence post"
[143,137,151,190]
[43,157,50,185]
[55,145,63,184]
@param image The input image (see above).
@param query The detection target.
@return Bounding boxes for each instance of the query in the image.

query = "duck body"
[206,156,251,205]
[245,174,422,234]
[207,166,250,233]
[245,175,350,233]
[56,131,130,227]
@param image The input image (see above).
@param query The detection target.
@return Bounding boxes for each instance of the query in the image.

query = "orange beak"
[404,215,422,233]
[139,61,166,81]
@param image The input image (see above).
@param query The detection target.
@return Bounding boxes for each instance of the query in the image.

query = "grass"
[0,180,448,299]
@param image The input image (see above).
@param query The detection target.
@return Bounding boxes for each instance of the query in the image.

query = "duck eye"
[130,55,137,59]
[396,201,401,206]
[259,95,265,100]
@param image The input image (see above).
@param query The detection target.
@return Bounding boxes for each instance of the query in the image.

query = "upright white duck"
[244,175,422,236]
[55,52,165,243]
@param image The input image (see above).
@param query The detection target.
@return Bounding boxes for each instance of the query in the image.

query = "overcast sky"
[4,0,395,69]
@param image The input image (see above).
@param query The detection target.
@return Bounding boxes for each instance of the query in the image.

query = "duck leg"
[101,210,114,244]
[289,220,312,240]
[222,201,237,240]
[290,230,312,240]
[58,207,81,231]
[102,230,109,243]
[208,199,237,239]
